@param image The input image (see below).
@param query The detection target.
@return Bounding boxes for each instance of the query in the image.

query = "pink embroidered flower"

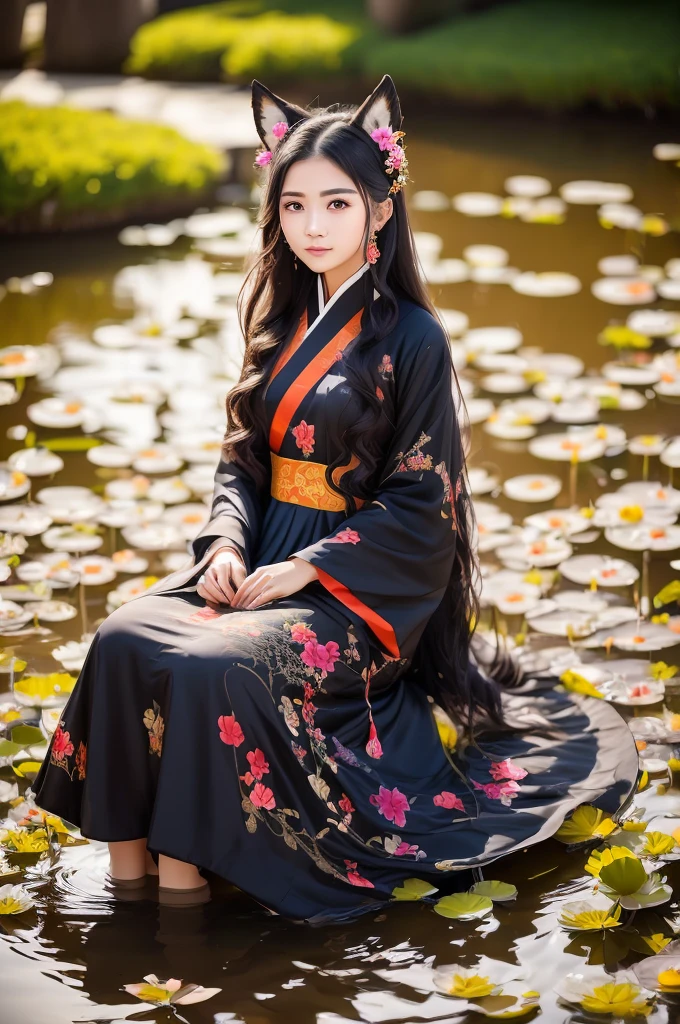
[393,841,419,856]
[291,419,315,455]
[291,622,317,644]
[433,790,465,812]
[302,701,317,726]
[250,782,276,809]
[369,785,409,827]
[310,726,325,743]
[255,149,272,166]
[370,126,395,151]
[303,681,316,701]
[271,120,288,139]
[489,758,528,782]
[334,350,344,362]
[188,606,222,623]
[217,714,245,747]
[345,860,375,888]
[292,742,307,762]
[365,720,383,759]
[339,794,355,814]
[472,779,521,800]
[246,748,270,780]
[52,725,74,761]
[300,639,341,676]
[329,528,361,545]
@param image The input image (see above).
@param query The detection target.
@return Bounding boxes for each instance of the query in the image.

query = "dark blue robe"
[32,262,639,924]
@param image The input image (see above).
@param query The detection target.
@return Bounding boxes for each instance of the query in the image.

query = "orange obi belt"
[270,451,365,513]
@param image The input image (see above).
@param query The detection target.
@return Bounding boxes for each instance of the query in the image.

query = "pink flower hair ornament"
[369,125,409,195]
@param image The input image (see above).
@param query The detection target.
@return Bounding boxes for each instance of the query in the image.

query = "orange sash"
[268,309,363,453]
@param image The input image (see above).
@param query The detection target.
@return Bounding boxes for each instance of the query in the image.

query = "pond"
[1,105,680,1024]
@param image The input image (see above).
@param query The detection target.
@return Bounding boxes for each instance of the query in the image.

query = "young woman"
[33,75,638,923]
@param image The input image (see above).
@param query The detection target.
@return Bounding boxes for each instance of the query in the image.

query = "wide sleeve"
[191,433,270,574]
[289,316,463,661]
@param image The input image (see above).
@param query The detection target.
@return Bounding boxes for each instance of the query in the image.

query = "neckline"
[305,261,371,340]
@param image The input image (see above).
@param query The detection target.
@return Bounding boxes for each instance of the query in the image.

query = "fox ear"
[350,74,402,138]
[251,79,310,151]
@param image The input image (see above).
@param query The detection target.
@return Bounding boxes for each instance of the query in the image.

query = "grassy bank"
[0,101,226,232]
[125,0,680,113]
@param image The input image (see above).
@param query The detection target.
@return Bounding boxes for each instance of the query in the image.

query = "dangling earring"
[366,228,380,265]
[283,237,298,271]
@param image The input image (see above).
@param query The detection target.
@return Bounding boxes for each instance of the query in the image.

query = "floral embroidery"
[435,462,462,530]
[394,431,433,474]
[433,790,465,811]
[242,747,269,785]
[343,629,361,663]
[143,700,165,757]
[329,527,361,545]
[345,859,374,887]
[490,758,527,781]
[472,778,521,805]
[251,782,276,809]
[300,639,341,676]
[377,353,394,382]
[291,419,315,457]
[369,785,409,827]
[376,386,384,401]
[49,722,86,781]
[218,713,244,746]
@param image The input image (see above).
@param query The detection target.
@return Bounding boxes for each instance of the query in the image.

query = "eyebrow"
[281,188,358,197]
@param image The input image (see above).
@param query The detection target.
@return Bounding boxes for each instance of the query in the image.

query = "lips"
[306,247,330,254]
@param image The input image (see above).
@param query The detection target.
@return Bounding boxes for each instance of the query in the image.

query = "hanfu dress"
[32,261,639,924]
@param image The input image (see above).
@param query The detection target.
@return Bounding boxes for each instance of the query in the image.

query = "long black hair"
[224,76,520,737]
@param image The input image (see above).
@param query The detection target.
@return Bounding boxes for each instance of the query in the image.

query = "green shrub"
[126,1,364,81]
[0,101,225,226]
[126,0,680,113]
[221,13,360,80]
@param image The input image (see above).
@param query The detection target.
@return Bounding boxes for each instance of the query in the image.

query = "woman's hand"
[197,547,247,605]
[230,556,318,610]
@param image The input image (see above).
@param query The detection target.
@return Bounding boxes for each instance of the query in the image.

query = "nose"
[305,208,327,239]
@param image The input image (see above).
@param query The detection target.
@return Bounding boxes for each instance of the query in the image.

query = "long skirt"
[32,578,639,924]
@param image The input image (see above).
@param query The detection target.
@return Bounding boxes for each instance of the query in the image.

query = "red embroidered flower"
[188,606,222,623]
[217,714,245,747]
[433,790,465,811]
[339,794,355,814]
[246,747,270,780]
[250,782,276,809]
[329,528,361,545]
[290,622,317,644]
[376,386,384,401]
[365,720,383,759]
[300,639,341,676]
[369,785,409,827]
[52,725,74,761]
[344,859,375,887]
[291,419,315,455]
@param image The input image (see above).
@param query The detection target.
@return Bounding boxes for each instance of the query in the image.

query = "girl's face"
[279,155,391,281]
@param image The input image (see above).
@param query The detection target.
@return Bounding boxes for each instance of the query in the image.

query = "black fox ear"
[349,74,402,138]
[251,80,310,151]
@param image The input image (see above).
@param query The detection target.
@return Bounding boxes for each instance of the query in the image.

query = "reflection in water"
[1,107,680,1021]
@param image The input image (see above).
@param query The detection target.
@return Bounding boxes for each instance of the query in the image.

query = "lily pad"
[470,880,518,902]
[391,877,439,901]
[434,892,494,920]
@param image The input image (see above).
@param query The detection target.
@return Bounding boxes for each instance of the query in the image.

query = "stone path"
[0,69,259,150]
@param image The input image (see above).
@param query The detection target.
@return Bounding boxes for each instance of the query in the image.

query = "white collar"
[305,261,376,339]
